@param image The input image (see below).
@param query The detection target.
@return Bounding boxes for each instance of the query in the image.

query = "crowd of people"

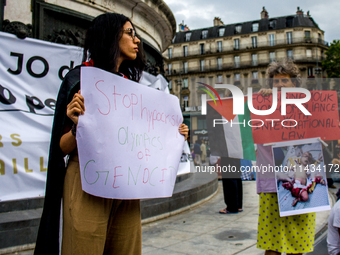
[32,11,340,255]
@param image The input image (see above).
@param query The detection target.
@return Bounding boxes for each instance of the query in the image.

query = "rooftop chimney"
[261,6,269,19]
[296,7,303,15]
[213,17,224,26]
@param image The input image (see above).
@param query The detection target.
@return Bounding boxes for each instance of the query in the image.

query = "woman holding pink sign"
[35,13,189,255]
[256,60,316,255]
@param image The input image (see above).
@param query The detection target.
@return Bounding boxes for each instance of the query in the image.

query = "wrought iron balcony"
[166,56,322,76]
[165,37,328,59]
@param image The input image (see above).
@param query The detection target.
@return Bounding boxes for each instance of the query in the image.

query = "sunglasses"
[123,28,137,40]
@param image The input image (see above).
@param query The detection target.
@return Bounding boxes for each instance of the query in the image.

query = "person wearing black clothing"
[34,13,189,255]
[219,157,243,214]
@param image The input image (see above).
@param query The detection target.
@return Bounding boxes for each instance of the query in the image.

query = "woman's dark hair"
[83,13,145,82]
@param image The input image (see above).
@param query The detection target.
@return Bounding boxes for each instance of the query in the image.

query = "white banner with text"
[0,32,83,201]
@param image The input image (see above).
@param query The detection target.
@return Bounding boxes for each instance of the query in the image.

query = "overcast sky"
[163,0,339,43]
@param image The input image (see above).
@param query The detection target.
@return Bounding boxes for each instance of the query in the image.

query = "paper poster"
[272,138,330,217]
[77,67,185,199]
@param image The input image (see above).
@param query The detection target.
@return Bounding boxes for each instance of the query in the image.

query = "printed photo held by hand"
[273,138,330,216]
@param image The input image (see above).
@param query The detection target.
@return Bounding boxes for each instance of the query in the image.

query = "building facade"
[1,0,176,75]
[164,7,329,144]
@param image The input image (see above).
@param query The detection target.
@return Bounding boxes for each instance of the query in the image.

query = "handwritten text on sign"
[251,91,340,143]
[77,67,184,199]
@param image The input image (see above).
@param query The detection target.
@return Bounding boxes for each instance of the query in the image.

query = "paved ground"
[8,180,334,255]
[141,180,331,255]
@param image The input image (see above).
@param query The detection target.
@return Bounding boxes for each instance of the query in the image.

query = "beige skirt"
[62,155,141,255]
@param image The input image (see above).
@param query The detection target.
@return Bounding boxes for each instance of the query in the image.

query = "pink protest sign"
[77,67,184,199]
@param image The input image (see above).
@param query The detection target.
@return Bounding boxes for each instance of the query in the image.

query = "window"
[252,23,259,32]
[305,31,311,39]
[199,76,205,83]
[252,71,258,80]
[183,62,188,73]
[287,32,293,44]
[234,73,240,81]
[168,48,172,59]
[218,27,225,37]
[286,17,293,28]
[287,50,293,60]
[306,49,312,58]
[209,76,213,86]
[269,34,275,46]
[197,118,207,129]
[183,46,188,57]
[200,60,205,71]
[168,63,172,75]
[183,96,189,108]
[269,19,276,29]
[269,52,275,62]
[200,43,205,55]
[308,67,313,77]
[234,56,240,68]
[183,78,188,88]
[217,41,222,52]
[202,30,208,39]
[217,57,222,70]
[234,39,240,50]
[217,75,223,84]
[226,75,230,83]
[168,80,172,90]
[235,25,242,34]
[251,54,258,66]
[252,36,257,48]
[185,32,191,42]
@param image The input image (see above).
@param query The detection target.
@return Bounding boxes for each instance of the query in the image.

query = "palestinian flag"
[206,97,256,160]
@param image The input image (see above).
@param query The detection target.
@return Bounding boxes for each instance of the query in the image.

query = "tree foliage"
[322,40,340,78]
[322,40,340,91]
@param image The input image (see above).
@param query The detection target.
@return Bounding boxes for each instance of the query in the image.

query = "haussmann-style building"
[164,7,329,144]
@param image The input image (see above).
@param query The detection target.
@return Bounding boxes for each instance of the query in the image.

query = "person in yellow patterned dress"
[256,59,315,255]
